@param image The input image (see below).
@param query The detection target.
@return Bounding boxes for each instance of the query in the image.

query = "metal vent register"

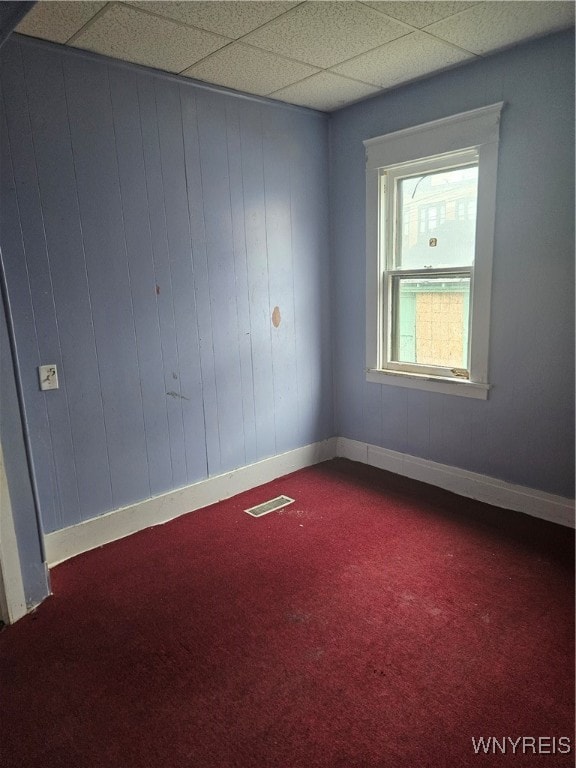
[244,495,294,518]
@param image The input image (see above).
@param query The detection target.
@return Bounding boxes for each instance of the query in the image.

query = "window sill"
[366,368,490,399]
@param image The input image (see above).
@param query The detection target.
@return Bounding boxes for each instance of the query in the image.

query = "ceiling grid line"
[14,1,575,112]
[64,1,112,46]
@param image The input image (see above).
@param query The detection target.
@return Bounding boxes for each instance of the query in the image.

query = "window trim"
[364,103,504,400]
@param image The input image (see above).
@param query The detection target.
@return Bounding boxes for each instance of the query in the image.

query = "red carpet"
[1,459,574,767]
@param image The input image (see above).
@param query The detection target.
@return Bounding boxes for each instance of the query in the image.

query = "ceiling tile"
[425,1,575,55]
[332,31,475,89]
[270,71,380,112]
[243,2,411,69]
[182,44,319,97]
[363,2,481,29]
[70,4,230,73]
[16,1,107,44]
[127,1,300,39]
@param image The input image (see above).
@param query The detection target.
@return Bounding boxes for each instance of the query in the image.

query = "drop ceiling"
[15,1,575,112]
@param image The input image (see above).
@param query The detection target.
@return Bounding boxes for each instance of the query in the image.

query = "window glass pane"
[396,165,478,269]
[393,276,470,369]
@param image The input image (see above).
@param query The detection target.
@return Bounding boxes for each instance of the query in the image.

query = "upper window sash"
[381,150,479,273]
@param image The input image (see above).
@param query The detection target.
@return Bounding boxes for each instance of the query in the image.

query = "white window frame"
[364,103,503,400]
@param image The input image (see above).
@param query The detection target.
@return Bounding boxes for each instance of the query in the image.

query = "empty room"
[0,2,574,766]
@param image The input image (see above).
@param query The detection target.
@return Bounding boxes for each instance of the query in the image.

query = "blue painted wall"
[330,30,575,498]
[0,36,332,534]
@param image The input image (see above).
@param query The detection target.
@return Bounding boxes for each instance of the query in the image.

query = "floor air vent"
[244,495,295,518]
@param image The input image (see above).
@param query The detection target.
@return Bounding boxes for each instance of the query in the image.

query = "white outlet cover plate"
[38,364,59,391]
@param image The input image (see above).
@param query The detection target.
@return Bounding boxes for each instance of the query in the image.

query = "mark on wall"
[166,391,189,401]
[155,285,160,295]
[272,306,281,328]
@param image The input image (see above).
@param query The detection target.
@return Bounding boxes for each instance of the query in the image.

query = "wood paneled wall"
[0,37,332,533]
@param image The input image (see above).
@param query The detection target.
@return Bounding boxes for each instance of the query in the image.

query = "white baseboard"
[44,434,575,567]
[45,438,337,566]
[336,437,575,528]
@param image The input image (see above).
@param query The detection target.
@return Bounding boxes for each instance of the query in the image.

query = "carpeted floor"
[1,459,574,767]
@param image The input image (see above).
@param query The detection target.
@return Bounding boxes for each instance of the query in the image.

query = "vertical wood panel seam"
[136,76,174,487]
[258,106,277,454]
[107,63,152,498]
[224,101,247,468]
[153,78,189,479]
[60,55,114,514]
[237,106,258,458]
[194,95,222,473]
[0,76,62,529]
[287,150,301,445]
[178,84,209,478]
[20,45,82,524]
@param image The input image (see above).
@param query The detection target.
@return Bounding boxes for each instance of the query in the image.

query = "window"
[364,103,503,399]
[384,154,477,376]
